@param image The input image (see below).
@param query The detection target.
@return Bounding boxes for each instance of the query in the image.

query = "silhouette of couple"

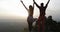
[20,0,50,32]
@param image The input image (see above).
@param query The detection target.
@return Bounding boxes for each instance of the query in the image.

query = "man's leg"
[42,16,45,32]
[38,16,42,32]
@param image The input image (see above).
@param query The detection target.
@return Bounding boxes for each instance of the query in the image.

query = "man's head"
[41,3,44,7]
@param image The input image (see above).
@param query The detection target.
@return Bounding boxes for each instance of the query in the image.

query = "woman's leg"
[28,22,32,32]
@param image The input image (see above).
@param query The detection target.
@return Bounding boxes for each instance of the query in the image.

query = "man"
[33,0,50,32]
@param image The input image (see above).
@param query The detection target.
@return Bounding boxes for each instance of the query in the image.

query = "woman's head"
[29,5,33,9]
[29,5,34,16]
[29,5,33,11]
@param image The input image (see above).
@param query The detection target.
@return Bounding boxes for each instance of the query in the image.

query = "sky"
[0,0,60,21]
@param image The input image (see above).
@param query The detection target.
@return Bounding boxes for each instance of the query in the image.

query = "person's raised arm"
[45,0,50,8]
[33,0,34,10]
[33,0,40,8]
[20,0,28,11]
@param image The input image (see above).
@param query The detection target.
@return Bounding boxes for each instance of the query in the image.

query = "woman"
[20,0,36,32]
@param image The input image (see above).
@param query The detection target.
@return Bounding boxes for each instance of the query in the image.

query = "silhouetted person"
[47,16,57,32]
[47,16,57,26]
[20,0,36,32]
[33,0,50,32]
[57,22,60,32]
[33,0,50,16]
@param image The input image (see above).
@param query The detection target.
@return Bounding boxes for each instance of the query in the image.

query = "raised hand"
[33,0,35,3]
[20,0,28,11]
[33,0,39,8]
[33,0,35,2]
[45,0,50,8]
[49,0,50,1]
[48,0,50,2]
[20,0,23,3]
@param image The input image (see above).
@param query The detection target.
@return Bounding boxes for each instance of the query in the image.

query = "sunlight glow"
[19,10,28,17]
[0,0,60,21]
[0,0,48,17]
